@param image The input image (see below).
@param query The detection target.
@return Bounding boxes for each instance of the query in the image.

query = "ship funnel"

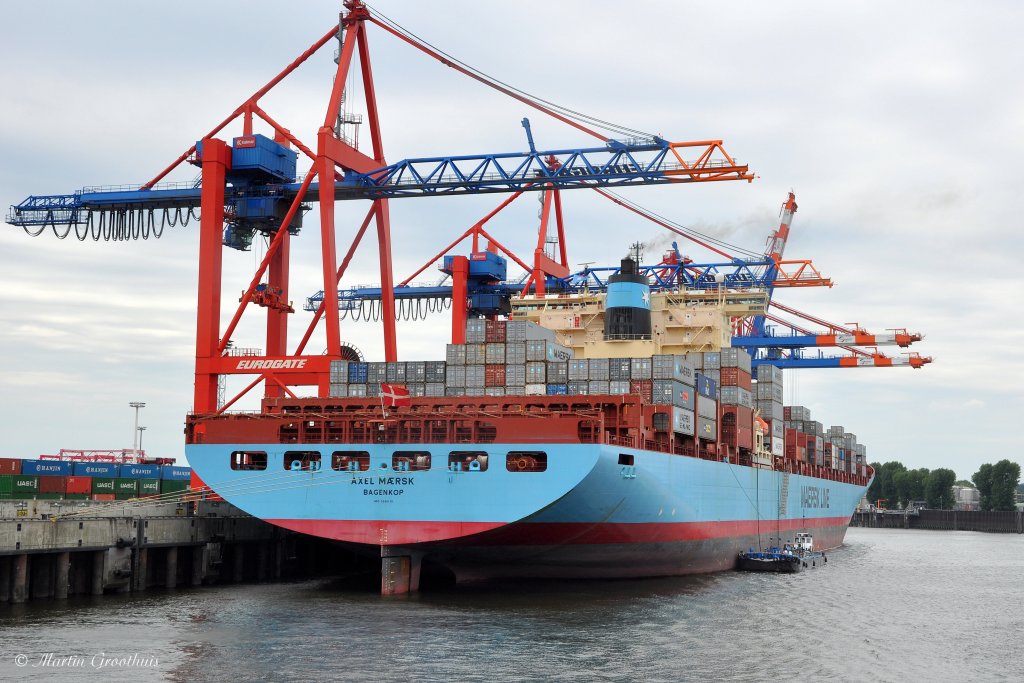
[604,256,652,340]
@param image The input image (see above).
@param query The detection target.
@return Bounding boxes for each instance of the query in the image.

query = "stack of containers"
[0,459,193,501]
[628,357,653,402]
[719,348,754,449]
[651,355,697,437]
[329,360,349,398]
[588,358,610,395]
[694,371,718,441]
[608,358,631,395]
[753,365,785,457]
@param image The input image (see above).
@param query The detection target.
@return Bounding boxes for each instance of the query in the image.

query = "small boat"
[736,533,827,573]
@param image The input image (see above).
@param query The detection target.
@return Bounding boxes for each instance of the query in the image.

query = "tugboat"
[736,533,826,573]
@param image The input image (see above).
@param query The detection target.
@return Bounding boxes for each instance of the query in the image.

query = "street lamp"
[138,426,147,453]
[129,401,146,453]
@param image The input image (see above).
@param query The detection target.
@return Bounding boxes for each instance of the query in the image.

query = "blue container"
[545,384,568,395]
[231,134,297,181]
[160,465,192,481]
[119,464,161,479]
[348,362,369,383]
[72,462,119,477]
[695,373,718,399]
[21,460,73,476]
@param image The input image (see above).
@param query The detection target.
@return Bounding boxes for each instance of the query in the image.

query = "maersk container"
[505,320,556,343]
[771,436,784,456]
[505,385,525,396]
[446,365,466,388]
[608,381,630,395]
[546,362,569,383]
[504,364,526,387]
[21,460,73,476]
[366,362,387,384]
[160,466,192,481]
[0,458,22,475]
[701,352,721,370]
[425,361,447,382]
[721,347,752,372]
[630,357,653,380]
[756,364,783,383]
[349,384,368,398]
[653,380,695,411]
[525,362,547,384]
[719,386,753,409]
[588,380,609,394]
[120,464,161,479]
[445,387,466,397]
[567,381,589,395]
[484,319,506,343]
[526,340,572,363]
[385,361,407,383]
[465,387,485,397]
[329,383,349,398]
[425,382,445,397]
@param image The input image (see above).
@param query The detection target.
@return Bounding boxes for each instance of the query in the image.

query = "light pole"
[138,426,147,454]
[129,401,146,453]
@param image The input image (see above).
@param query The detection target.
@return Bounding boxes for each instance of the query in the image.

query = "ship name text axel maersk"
[352,476,415,497]
[800,485,831,509]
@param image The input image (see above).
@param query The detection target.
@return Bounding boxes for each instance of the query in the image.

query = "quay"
[0,499,362,604]
[852,508,1024,533]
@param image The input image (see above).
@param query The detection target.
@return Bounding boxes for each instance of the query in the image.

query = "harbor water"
[2,527,1021,682]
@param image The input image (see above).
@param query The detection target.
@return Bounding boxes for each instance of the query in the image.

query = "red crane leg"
[450,255,469,345]
[374,198,398,361]
[193,138,230,414]
[265,229,290,398]
[317,132,342,358]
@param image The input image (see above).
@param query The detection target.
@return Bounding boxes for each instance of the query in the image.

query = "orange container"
[91,493,116,501]
[65,476,93,495]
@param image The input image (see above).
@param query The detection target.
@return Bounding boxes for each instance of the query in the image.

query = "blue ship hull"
[187,441,868,581]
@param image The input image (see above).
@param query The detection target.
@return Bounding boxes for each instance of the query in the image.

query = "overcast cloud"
[1,1,1021,480]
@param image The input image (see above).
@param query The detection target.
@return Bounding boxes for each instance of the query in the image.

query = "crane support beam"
[753,354,932,369]
[733,331,920,348]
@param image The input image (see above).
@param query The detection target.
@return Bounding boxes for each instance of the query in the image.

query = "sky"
[0,1,1021,482]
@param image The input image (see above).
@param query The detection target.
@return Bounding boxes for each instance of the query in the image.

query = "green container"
[91,478,116,494]
[138,479,161,496]
[36,493,63,500]
[161,480,190,495]
[114,478,138,499]
[0,475,12,498]
[12,475,40,494]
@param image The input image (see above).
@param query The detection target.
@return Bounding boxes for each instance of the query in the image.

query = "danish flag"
[381,383,411,407]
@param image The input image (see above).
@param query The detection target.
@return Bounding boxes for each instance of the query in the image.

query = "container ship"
[185,253,873,593]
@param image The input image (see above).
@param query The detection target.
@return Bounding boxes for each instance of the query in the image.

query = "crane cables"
[598,188,763,260]
[340,296,452,322]
[364,4,655,141]
[23,206,198,241]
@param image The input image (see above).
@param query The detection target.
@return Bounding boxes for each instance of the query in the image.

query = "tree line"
[867,459,1021,511]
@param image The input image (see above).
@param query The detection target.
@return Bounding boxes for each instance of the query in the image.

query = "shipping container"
[719,367,753,390]
[425,360,447,383]
[588,380,610,395]
[525,362,547,384]
[720,347,752,372]
[465,365,486,388]
[719,386,753,409]
[545,384,568,395]
[608,380,630,395]
[425,382,446,397]
[445,387,466,397]
[585,358,608,381]
[349,384,368,398]
[673,407,695,436]
[91,478,116,494]
[329,383,349,398]
[114,479,139,498]
[120,464,161,479]
[138,479,161,497]
[505,386,526,396]
[445,344,466,366]
[630,357,653,380]
[504,364,526,387]
[0,458,21,475]
[608,358,632,381]
[526,340,572,363]
[755,364,783,383]
[525,384,547,396]
[485,343,506,364]
[158,465,190,480]
[347,362,369,383]
[484,386,506,397]
[696,416,717,441]
[567,381,589,395]
[484,319,506,343]
[568,359,590,381]
[38,475,66,494]
[697,395,717,419]
[695,373,718,399]
[329,360,349,383]
[504,342,526,365]
[406,361,427,383]
[465,343,487,365]
[464,387,486,397]
[65,476,92,495]
[701,352,721,370]
[546,362,568,383]
[465,319,487,343]
[91,494,117,501]
[21,460,73,476]
[408,384,426,397]
[652,380,695,410]
[367,362,387,384]
[629,380,653,402]
[445,365,467,388]
[485,364,506,387]
[505,320,557,343]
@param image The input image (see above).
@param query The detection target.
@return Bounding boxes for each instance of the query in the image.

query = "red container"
[783,406,792,420]
[629,380,653,402]
[797,432,808,448]
[91,493,116,501]
[38,475,67,494]
[65,476,92,495]
[484,320,506,343]
[485,364,506,387]
[0,457,21,475]
[784,427,798,448]
[719,368,752,390]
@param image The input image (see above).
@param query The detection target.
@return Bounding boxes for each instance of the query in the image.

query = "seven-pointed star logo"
[642,291,650,305]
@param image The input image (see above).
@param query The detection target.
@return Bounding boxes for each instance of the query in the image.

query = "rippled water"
[2,528,1022,682]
